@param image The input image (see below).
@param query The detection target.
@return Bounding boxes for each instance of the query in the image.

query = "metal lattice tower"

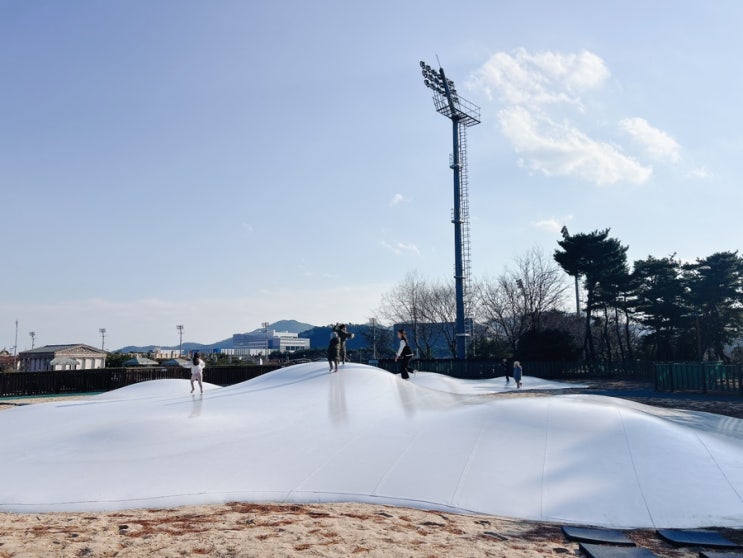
[420,60,481,359]
[458,124,474,343]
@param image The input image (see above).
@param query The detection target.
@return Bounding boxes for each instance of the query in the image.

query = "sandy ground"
[2,501,743,558]
[1,384,742,557]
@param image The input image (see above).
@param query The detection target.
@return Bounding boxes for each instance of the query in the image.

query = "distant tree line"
[373,234,743,364]
[555,228,743,363]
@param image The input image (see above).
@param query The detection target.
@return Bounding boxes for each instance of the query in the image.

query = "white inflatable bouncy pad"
[0,364,741,529]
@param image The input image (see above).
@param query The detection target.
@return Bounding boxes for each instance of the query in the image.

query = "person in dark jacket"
[332,323,354,365]
[394,328,414,380]
[328,332,340,373]
[501,357,511,384]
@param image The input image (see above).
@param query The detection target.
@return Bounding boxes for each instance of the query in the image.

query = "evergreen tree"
[631,255,688,360]
[554,229,629,361]
[684,251,743,361]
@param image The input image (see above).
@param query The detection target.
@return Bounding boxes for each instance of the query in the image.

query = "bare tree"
[516,247,568,331]
[419,280,458,358]
[478,247,568,353]
[378,271,441,358]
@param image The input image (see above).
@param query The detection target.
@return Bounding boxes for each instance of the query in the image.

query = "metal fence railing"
[4,360,741,398]
[375,359,656,381]
[0,365,280,398]
[377,358,743,395]
[654,362,743,394]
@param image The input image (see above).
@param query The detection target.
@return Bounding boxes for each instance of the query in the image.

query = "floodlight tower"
[99,328,106,351]
[419,60,481,359]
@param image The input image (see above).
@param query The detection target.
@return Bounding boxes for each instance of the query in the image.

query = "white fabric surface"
[0,363,741,528]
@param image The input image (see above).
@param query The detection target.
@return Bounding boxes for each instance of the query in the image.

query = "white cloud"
[499,106,652,185]
[468,48,689,186]
[688,166,712,179]
[379,240,420,256]
[468,48,610,109]
[241,222,254,233]
[533,218,564,233]
[619,117,681,163]
[388,193,405,207]
[298,263,338,280]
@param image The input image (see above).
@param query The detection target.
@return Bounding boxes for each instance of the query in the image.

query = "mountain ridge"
[116,319,316,353]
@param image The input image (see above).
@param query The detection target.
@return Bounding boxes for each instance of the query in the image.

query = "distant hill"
[266,319,315,334]
[117,342,208,354]
[115,319,317,353]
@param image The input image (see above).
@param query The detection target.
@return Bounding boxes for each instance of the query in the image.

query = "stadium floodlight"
[419,60,481,359]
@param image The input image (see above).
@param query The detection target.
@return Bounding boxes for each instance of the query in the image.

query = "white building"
[232,330,310,355]
[17,344,108,372]
[152,348,181,359]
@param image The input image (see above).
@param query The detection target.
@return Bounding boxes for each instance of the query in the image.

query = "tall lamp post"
[369,318,377,360]
[29,331,36,350]
[261,322,270,358]
[99,328,106,351]
[176,324,184,357]
[420,60,481,359]
[560,226,581,316]
[12,319,18,371]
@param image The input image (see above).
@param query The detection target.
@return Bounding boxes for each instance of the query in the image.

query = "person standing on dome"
[332,323,354,365]
[513,360,523,389]
[394,328,413,380]
[328,331,340,373]
[186,352,206,394]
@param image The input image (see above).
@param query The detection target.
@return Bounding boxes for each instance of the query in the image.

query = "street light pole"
[370,318,377,359]
[12,319,18,371]
[261,322,270,359]
[420,60,481,359]
[99,328,106,351]
[29,331,36,350]
[176,324,184,357]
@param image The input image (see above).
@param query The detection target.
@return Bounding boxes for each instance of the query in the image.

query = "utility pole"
[262,322,270,358]
[560,226,581,316]
[370,318,377,359]
[13,319,18,371]
[176,324,184,357]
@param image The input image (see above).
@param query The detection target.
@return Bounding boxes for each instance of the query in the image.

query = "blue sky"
[2,1,742,350]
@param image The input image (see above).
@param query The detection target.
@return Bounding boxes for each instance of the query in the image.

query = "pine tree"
[631,255,688,360]
[684,251,743,361]
[554,229,629,361]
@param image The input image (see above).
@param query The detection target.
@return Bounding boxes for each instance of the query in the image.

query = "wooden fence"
[0,365,280,398]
